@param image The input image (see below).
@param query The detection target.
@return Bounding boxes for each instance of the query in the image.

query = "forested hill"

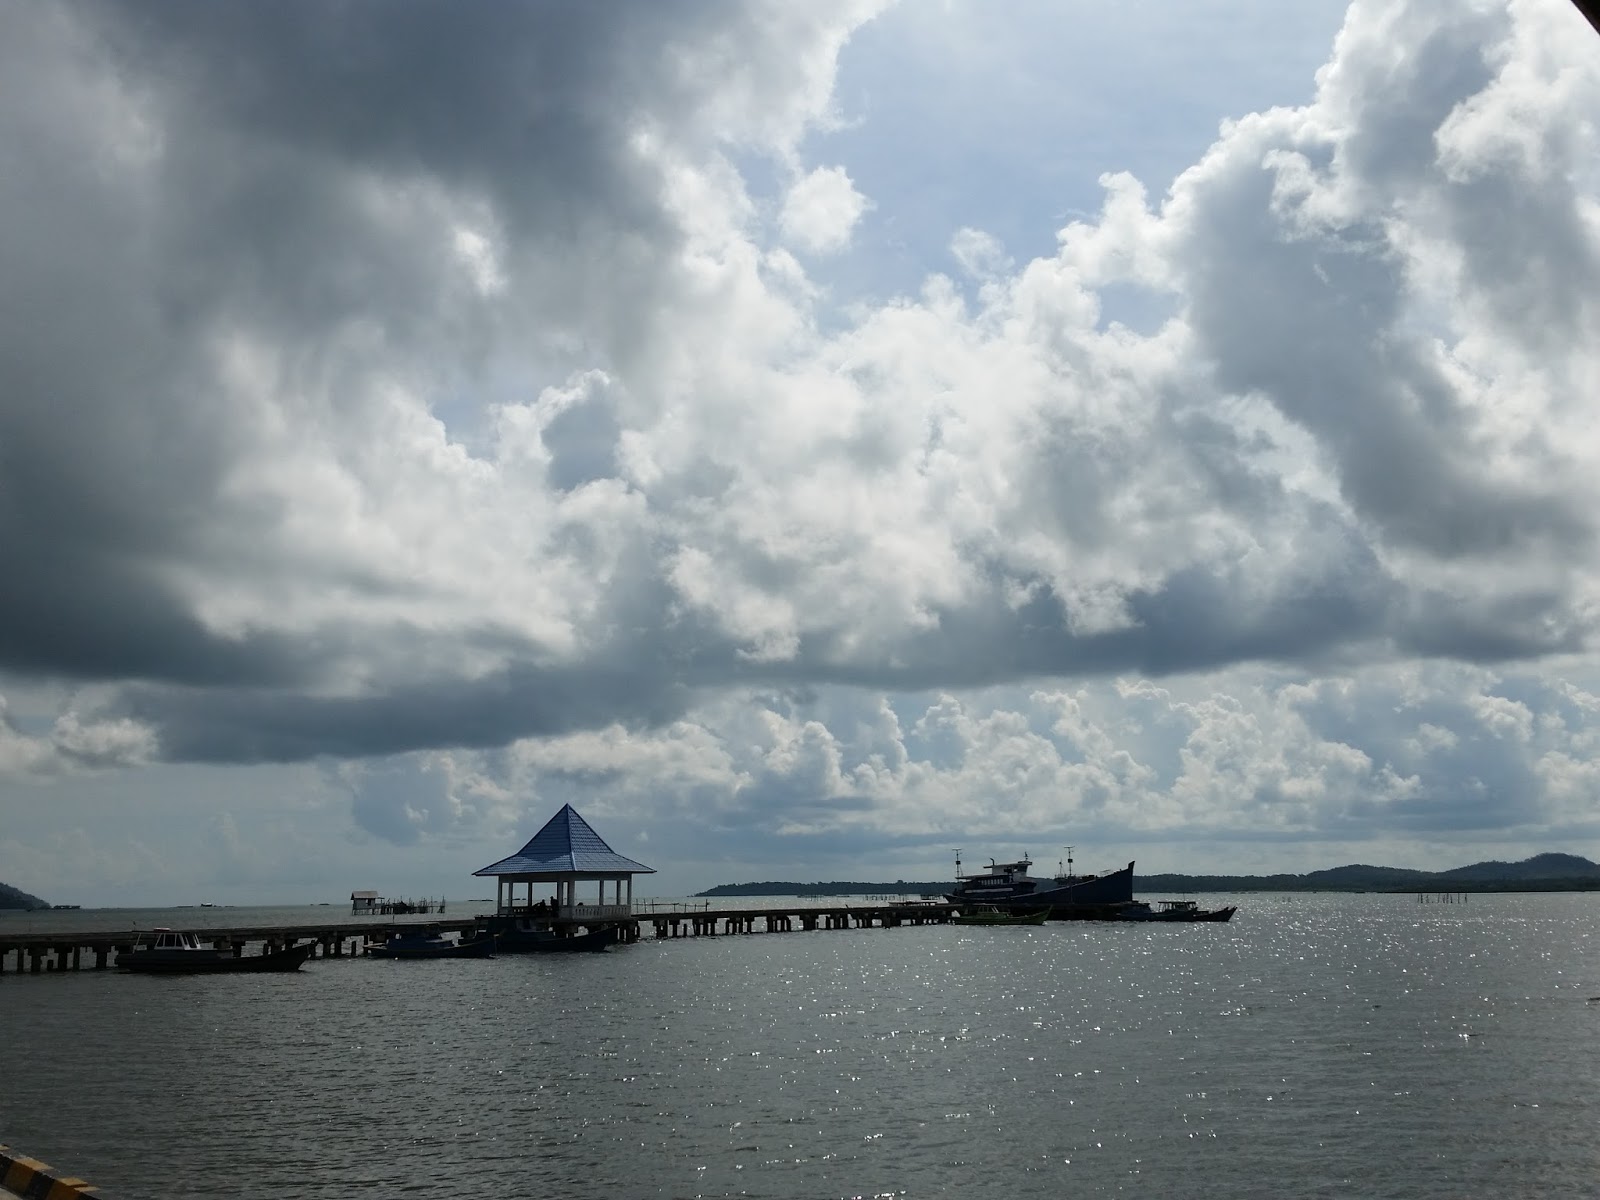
[1142,852,1600,892]
[0,880,48,910]
[697,854,1600,897]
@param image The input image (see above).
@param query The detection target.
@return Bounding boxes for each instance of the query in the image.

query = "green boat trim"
[951,905,1050,925]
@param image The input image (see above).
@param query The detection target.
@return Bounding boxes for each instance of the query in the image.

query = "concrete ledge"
[0,1143,109,1199]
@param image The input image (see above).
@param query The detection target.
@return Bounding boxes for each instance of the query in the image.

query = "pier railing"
[560,903,635,921]
[498,903,642,921]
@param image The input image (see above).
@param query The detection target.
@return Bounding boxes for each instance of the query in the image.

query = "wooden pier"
[0,918,479,974]
[349,891,447,915]
[644,901,958,938]
[0,902,961,974]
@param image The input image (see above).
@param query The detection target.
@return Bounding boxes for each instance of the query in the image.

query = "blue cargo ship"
[945,852,1136,916]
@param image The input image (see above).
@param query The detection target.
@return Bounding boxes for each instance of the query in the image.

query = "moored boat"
[952,905,1049,926]
[1107,899,1236,922]
[946,850,1136,915]
[116,929,315,974]
[478,915,618,953]
[365,930,497,959]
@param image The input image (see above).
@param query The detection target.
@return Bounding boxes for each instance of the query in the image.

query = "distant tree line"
[698,853,1600,897]
[698,881,951,898]
[1139,873,1600,893]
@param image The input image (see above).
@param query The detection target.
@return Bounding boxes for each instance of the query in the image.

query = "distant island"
[697,853,1600,897]
[0,880,49,910]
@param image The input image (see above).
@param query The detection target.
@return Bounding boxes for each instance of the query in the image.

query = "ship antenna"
[954,848,962,876]
[1066,845,1074,879]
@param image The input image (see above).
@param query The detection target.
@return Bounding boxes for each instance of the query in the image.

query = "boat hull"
[482,921,618,953]
[952,909,1049,926]
[366,936,497,960]
[1111,904,1237,923]
[116,942,315,974]
[951,862,1137,915]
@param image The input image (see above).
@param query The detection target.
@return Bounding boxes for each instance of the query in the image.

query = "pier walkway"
[0,902,959,973]
[0,918,479,974]
[643,901,956,938]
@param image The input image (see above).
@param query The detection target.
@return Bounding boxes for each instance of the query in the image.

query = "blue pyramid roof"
[473,804,655,877]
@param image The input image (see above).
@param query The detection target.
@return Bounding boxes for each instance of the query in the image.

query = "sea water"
[2,891,1598,1199]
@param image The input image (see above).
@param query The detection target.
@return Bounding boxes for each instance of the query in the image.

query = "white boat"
[116,928,314,973]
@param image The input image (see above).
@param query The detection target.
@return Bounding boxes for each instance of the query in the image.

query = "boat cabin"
[960,858,1033,883]
[145,929,204,951]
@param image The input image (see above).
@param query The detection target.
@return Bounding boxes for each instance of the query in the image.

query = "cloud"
[0,0,1598,887]
[0,695,155,778]
[780,165,872,253]
[331,658,1600,868]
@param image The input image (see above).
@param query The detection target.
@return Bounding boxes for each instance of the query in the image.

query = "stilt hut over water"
[473,804,654,921]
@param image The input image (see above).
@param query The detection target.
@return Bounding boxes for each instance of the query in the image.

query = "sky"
[3,0,1600,907]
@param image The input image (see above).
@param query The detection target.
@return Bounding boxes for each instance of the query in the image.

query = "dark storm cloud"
[126,654,698,765]
[1179,137,1592,562]
[81,0,688,327]
[2,0,1597,775]
[0,0,755,690]
[907,533,1391,684]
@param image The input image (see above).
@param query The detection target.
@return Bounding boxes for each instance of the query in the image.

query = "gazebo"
[473,803,654,921]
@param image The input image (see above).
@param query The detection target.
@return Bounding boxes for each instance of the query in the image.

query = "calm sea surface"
[3,892,1599,1199]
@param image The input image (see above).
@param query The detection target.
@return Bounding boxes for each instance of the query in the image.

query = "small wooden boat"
[952,905,1049,926]
[116,929,315,974]
[365,930,497,959]
[1109,899,1237,922]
